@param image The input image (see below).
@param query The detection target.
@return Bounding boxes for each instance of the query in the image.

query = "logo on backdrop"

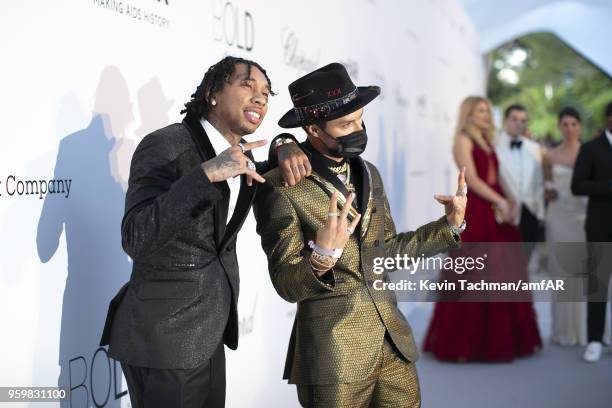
[92,0,171,29]
[339,59,359,81]
[395,83,408,108]
[68,348,128,407]
[416,94,428,117]
[372,71,386,101]
[212,0,254,52]
[280,27,319,72]
[0,175,72,199]
[238,293,258,337]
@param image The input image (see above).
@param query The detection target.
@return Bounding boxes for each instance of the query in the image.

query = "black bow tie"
[510,140,523,150]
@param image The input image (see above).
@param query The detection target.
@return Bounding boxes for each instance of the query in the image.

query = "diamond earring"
[211,99,217,106]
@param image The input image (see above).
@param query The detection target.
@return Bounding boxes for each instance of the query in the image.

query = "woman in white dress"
[543,107,588,346]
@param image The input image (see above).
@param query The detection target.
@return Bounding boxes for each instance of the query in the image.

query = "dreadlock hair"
[181,56,276,118]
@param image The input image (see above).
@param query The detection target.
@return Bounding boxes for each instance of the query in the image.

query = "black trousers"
[586,229,612,343]
[519,205,542,259]
[120,341,226,408]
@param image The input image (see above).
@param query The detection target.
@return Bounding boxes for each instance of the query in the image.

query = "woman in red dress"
[423,96,542,361]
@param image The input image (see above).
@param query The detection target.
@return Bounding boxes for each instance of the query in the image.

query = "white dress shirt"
[495,131,544,221]
[201,118,241,224]
[606,129,612,147]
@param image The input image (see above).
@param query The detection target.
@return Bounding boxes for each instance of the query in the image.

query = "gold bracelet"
[310,256,335,272]
[310,254,334,269]
[309,252,336,269]
[310,251,337,266]
[309,257,331,273]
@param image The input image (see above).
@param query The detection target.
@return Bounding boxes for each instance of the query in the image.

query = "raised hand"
[202,139,268,186]
[434,166,467,228]
[316,192,362,252]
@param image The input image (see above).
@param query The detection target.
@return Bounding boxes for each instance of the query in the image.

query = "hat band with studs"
[294,87,359,123]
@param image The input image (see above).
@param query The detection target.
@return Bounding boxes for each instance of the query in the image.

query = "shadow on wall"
[134,76,174,140]
[34,65,178,407]
[36,66,132,408]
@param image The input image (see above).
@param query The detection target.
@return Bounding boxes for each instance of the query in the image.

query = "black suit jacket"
[100,113,287,369]
[571,133,612,238]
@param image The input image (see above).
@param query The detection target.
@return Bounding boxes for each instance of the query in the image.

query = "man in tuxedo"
[254,63,467,407]
[99,56,311,407]
[495,104,545,260]
[572,101,612,363]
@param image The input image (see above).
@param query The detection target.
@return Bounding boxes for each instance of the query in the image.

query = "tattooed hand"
[277,141,312,186]
[201,139,268,185]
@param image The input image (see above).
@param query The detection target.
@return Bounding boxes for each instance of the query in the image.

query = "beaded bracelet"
[308,240,343,258]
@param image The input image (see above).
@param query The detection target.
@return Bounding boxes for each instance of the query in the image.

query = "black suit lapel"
[302,141,358,212]
[183,114,229,247]
[351,156,371,213]
[310,158,351,198]
[351,156,374,237]
[219,146,257,251]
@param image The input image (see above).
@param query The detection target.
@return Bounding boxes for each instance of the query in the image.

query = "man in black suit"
[571,101,612,363]
[100,56,311,407]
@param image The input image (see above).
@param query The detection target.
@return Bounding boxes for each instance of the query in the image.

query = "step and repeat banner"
[0,1,483,406]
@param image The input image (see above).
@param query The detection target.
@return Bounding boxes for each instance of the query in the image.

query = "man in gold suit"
[254,63,467,407]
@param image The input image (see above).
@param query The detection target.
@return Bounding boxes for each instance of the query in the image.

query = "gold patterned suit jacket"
[253,155,459,385]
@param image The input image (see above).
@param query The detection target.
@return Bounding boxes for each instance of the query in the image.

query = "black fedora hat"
[278,63,380,128]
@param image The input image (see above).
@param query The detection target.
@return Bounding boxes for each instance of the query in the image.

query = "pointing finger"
[242,139,269,151]
[340,192,355,221]
[327,192,338,228]
[458,166,466,189]
[245,169,265,184]
[434,194,453,203]
[348,213,362,232]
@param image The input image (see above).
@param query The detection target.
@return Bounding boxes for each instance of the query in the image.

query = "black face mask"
[320,122,368,159]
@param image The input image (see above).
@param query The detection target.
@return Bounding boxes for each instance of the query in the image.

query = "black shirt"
[302,139,364,211]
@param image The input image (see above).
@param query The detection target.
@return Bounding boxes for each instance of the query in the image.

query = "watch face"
[275,138,292,149]
[457,221,466,233]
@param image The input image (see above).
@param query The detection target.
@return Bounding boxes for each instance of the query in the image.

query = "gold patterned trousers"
[296,335,421,408]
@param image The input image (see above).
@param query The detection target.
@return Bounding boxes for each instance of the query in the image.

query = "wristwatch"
[449,219,467,237]
[273,137,296,152]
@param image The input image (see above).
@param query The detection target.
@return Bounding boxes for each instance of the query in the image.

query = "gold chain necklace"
[329,161,354,193]
[329,161,348,174]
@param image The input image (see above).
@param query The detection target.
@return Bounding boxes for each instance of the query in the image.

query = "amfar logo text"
[212,0,254,51]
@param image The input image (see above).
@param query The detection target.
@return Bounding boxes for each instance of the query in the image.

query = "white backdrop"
[0,1,484,407]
